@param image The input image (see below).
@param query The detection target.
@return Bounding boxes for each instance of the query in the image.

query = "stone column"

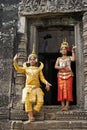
[10,16,28,120]
[74,22,84,109]
[83,12,87,110]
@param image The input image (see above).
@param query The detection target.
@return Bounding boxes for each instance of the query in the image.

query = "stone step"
[10,106,87,121]
[11,120,87,130]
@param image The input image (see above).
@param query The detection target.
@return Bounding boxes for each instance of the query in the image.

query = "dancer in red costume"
[55,39,76,111]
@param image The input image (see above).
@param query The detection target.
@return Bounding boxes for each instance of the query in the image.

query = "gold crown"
[60,38,69,49]
[29,43,37,59]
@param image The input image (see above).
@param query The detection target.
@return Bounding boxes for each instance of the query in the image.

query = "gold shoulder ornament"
[38,62,44,71]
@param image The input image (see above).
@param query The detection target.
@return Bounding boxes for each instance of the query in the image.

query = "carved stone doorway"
[27,14,83,109]
[37,25,76,105]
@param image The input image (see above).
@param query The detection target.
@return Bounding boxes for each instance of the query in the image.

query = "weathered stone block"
[10,109,28,121]
[11,121,23,130]
[0,107,9,119]
[0,121,11,130]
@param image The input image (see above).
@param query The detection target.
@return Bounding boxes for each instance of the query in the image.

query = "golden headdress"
[28,43,38,63]
[60,38,69,49]
[29,44,37,59]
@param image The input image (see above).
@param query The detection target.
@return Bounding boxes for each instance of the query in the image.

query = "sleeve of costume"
[39,70,47,84]
[13,60,25,73]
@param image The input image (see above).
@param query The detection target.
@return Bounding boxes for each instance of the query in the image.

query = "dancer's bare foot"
[24,120,31,124]
[62,106,69,111]
[24,117,35,124]
[61,107,65,111]
[61,105,65,111]
[65,106,69,111]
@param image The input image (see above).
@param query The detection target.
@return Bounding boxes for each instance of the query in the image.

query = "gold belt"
[59,72,73,76]
[26,85,40,89]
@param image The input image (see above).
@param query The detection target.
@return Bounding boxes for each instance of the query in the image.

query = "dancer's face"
[60,48,67,55]
[29,57,37,66]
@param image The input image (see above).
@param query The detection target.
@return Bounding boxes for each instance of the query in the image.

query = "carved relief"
[19,0,87,14]
[83,12,87,109]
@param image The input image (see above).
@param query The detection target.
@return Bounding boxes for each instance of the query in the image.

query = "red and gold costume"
[13,60,47,112]
[57,57,73,102]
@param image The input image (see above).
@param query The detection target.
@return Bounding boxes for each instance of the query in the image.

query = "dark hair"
[26,63,30,67]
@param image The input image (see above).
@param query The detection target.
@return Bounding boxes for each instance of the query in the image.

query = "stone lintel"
[19,0,87,16]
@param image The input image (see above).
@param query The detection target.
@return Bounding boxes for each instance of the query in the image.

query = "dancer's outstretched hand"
[46,82,52,91]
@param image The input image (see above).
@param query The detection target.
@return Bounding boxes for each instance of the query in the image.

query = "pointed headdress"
[60,38,69,49]
[28,43,38,62]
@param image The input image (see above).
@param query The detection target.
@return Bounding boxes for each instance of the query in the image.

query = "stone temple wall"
[0,0,87,130]
[0,0,20,130]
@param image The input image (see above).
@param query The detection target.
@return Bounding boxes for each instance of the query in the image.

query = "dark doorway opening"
[38,25,76,105]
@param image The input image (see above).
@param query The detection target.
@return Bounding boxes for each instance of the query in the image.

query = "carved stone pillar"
[74,22,84,109]
[83,11,87,110]
[10,16,28,120]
